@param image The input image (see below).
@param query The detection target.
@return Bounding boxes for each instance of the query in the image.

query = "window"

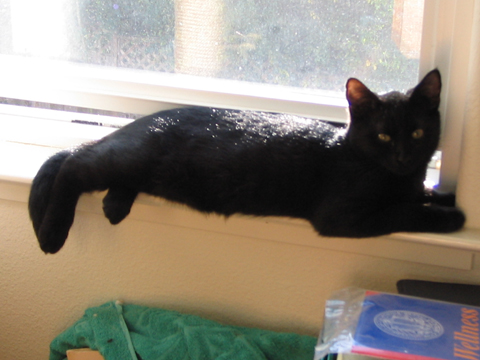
[1,0,421,93]
[0,0,476,191]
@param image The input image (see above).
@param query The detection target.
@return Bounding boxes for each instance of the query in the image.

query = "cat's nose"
[396,149,411,165]
[397,153,411,165]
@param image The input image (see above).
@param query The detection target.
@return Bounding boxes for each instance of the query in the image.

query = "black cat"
[29,69,465,254]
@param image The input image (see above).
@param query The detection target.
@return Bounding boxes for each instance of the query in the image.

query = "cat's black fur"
[29,70,465,254]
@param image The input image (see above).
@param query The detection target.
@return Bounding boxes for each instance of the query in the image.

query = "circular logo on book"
[374,310,444,340]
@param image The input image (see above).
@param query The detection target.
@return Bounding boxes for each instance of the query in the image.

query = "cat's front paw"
[430,206,466,233]
[102,188,137,225]
[103,202,131,225]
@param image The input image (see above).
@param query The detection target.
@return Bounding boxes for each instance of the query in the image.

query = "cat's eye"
[412,129,424,139]
[378,133,391,142]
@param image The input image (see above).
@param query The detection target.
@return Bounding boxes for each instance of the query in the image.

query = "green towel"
[50,301,316,360]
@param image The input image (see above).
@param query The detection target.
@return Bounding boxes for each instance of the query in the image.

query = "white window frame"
[0,3,473,116]
[418,0,476,192]
[0,54,349,122]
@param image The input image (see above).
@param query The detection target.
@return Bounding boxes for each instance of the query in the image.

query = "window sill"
[1,108,478,271]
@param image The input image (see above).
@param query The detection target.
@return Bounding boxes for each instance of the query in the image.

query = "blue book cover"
[351,291,480,360]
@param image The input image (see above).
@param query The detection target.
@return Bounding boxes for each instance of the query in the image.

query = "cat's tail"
[28,150,72,239]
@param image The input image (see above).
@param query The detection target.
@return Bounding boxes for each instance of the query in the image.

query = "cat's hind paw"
[37,224,69,254]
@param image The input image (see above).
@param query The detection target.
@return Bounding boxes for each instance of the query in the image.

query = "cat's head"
[345,69,441,175]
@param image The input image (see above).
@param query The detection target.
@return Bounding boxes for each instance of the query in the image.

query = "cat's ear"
[346,78,380,115]
[409,69,442,110]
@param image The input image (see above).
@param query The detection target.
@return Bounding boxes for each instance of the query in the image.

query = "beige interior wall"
[1,193,480,360]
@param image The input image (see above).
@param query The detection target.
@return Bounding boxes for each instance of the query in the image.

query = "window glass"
[0,0,423,93]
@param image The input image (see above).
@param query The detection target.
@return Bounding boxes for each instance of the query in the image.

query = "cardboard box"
[66,348,105,360]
